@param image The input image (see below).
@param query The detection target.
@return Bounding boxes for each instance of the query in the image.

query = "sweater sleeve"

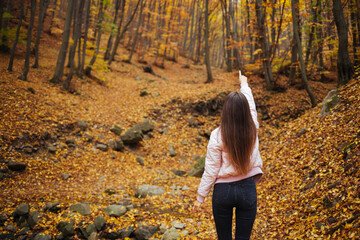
[240,82,259,129]
[196,130,222,203]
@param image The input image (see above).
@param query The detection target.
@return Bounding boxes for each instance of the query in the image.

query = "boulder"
[121,128,144,145]
[94,215,106,231]
[70,203,91,216]
[161,227,181,240]
[171,170,186,176]
[57,220,75,237]
[7,161,26,172]
[108,139,124,151]
[136,156,145,166]
[88,232,99,240]
[96,143,108,151]
[33,233,51,240]
[104,205,127,217]
[135,185,165,198]
[43,202,61,213]
[169,145,176,157]
[47,145,56,153]
[134,119,155,133]
[133,225,159,240]
[103,227,134,239]
[320,89,340,118]
[78,121,88,131]
[80,223,96,239]
[28,211,40,229]
[14,203,30,216]
[22,144,33,154]
[110,125,123,135]
[187,156,206,177]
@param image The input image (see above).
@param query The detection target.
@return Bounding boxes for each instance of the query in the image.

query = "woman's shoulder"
[210,127,221,143]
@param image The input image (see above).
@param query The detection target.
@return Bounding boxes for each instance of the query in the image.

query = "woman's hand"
[239,70,247,84]
[193,200,202,212]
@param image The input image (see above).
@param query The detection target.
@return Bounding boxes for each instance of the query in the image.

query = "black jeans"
[212,177,257,240]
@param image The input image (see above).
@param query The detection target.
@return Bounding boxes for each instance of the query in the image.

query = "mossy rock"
[320,89,340,118]
[187,156,206,178]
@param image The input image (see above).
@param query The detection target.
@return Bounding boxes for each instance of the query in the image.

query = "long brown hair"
[220,91,257,175]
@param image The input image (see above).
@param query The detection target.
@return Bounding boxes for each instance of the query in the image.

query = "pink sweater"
[197,82,263,203]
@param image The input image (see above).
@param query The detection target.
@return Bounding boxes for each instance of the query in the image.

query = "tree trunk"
[0,0,11,52]
[255,0,274,90]
[204,0,213,83]
[245,0,254,63]
[185,0,196,66]
[64,0,85,90]
[332,0,354,86]
[221,0,232,72]
[108,0,141,66]
[8,0,25,72]
[48,0,57,35]
[33,0,50,68]
[79,0,91,78]
[104,0,121,60]
[289,0,299,84]
[19,0,36,81]
[350,0,358,64]
[50,0,75,83]
[85,0,104,76]
[194,7,202,64]
[128,0,145,62]
[291,0,317,106]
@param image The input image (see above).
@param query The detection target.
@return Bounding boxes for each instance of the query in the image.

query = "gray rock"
[182,185,190,191]
[61,173,71,180]
[103,227,134,239]
[104,205,127,217]
[83,224,96,238]
[134,225,159,240]
[136,156,145,166]
[88,232,98,240]
[70,203,91,216]
[65,138,76,145]
[47,145,57,153]
[297,127,307,137]
[23,144,33,154]
[28,211,40,229]
[320,89,340,118]
[108,139,124,151]
[172,222,186,229]
[84,133,94,142]
[169,145,176,157]
[57,220,75,237]
[43,202,61,213]
[187,156,206,177]
[159,224,167,234]
[180,230,189,236]
[171,170,186,176]
[110,125,123,135]
[161,228,181,240]
[121,128,144,144]
[94,215,106,231]
[5,224,17,232]
[8,161,26,172]
[135,185,165,198]
[14,203,30,216]
[78,121,88,131]
[0,172,4,181]
[33,233,51,240]
[96,143,108,151]
[134,119,155,133]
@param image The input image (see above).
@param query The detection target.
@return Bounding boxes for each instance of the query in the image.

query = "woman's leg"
[234,178,257,240]
[212,183,233,240]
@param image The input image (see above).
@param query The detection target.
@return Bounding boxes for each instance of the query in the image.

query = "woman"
[193,71,263,240]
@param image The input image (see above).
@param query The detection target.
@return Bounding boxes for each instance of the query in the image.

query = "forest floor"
[0,35,360,239]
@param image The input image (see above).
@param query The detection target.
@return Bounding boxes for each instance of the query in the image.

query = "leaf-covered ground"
[0,38,359,239]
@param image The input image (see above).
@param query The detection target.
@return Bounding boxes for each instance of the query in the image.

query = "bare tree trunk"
[128,0,145,62]
[79,0,91,78]
[19,0,36,81]
[64,0,85,90]
[255,0,274,90]
[104,0,121,60]
[221,0,233,72]
[108,0,141,65]
[0,0,11,52]
[204,0,213,83]
[185,0,196,66]
[85,0,104,76]
[289,0,299,85]
[50,0,75,83]
[48,0,58,35]
[332,0,354,86]
[291,0,317,106]
[194,7,202,64]
[8,0,25,72]
[245,0,254,63]
[33,0,50,68]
